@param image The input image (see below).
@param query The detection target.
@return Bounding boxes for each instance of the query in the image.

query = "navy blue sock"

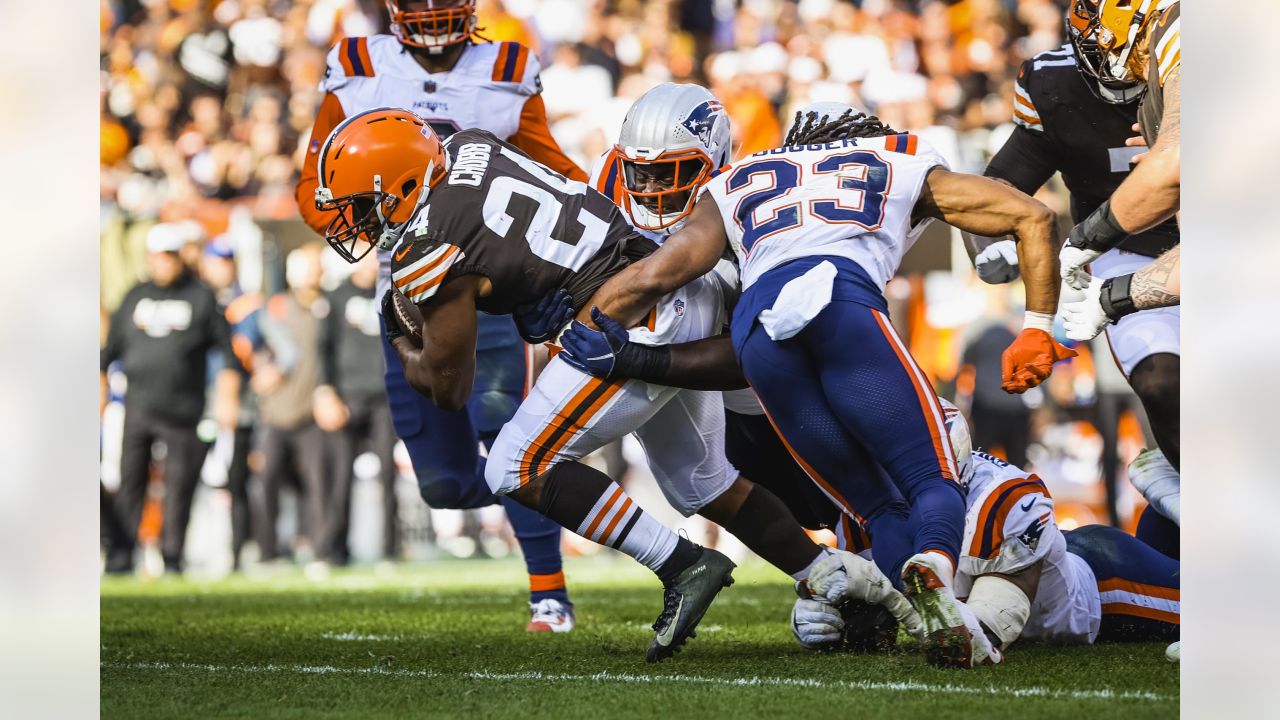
[866,501,914,590]
[500,495,569,606]
[907,481,966,569]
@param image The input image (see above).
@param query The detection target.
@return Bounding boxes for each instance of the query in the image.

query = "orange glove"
[1001,328,1077,393]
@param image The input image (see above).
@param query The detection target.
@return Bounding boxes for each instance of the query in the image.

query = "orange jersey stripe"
[1101,603,1180,624]
[904,134,918,156]
[1013,107,1041,126]
[355,37,374,77]
[492,43,511,81]
[1097,578,1180,602]
[511,45,529,83]
[394,247,459,289]
[338,39,357,76]
[584,486,625,540]
[968,476,1043,558]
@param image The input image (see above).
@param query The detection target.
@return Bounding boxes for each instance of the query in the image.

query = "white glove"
[806,549,925,641]
[791,597,845,650]
[974,240,1020,284]
[1059,244,1102,291]
[1059,274,1110,341]
[957,600,1005,667]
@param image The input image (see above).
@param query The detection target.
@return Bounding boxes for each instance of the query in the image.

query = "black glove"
[514,288,575,344]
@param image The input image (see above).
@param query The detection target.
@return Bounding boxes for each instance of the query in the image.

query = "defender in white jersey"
[576,108,1073,669]
[800,403,1180,656]
[294,1,587,633]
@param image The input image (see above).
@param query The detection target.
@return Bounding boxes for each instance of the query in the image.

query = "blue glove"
[560,307,671,382]
[559,307,631,378]
[514,288,575,344]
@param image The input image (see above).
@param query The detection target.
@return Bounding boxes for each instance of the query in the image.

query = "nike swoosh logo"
[393,243,414,262]
[656,596,684,645]
[1019,499,1036,512]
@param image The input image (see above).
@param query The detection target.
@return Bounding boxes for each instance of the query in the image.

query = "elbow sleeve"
[967,575,1032,649]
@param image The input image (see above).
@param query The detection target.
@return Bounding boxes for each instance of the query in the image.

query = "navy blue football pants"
[1066,524,1179,642]
[736,297,965,587]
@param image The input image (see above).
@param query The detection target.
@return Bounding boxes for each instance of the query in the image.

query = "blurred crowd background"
[100,0,1154,578]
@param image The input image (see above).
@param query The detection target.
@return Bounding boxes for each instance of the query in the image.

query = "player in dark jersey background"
[976,1,1180,504]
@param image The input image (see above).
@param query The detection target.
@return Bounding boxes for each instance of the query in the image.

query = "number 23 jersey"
[700,134,948,292]
[389,129,653,315]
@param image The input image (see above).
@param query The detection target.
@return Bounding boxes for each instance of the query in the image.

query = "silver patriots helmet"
[614,83,732,234]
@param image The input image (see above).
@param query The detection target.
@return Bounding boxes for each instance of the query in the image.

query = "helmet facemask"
[617,147,711,232]
[386,0,477,51]
[1067,0,1145,104]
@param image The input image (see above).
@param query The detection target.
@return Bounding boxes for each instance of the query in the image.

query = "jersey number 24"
[726,150,891,252]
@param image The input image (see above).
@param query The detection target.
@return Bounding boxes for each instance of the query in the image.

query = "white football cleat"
[901,552,980,669]
[526,598,576,634]
[1166,640,1180,663]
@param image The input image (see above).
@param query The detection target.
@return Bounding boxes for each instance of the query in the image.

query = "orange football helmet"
[386,0,477,50]
[1094,0,1162,84]
[315,108,447,263]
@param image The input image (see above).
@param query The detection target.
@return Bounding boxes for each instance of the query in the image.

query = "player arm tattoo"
[581,196,730,328]
[1129,245,1181,310]
[917,168,1060,316]
[1109,69,1180,233]
[391,278,480,411]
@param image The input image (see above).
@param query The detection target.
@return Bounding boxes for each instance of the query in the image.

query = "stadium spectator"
[315,252,400,565]
[101,223,239,574]
[248,244,331,564]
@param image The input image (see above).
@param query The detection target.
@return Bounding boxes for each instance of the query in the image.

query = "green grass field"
[101,555,1178,719]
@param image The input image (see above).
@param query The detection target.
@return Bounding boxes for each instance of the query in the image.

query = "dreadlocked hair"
[784,110,899,146]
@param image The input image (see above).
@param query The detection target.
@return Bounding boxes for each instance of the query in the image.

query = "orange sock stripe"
[1098,578,1180,602]
[757,400,866,525]
[870,310,955,481]
[529,571,566,593]
[1101,603,1180,624]
[583,486,624,540]
[599,497,633,544]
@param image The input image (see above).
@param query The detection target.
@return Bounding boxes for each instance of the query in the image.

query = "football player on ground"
[799,402,1180,662]
[972,0,1181,545]
[315,109,852,662]
[571,107,1073,668]
[1057,0,1181,339]
[294,0,586,632]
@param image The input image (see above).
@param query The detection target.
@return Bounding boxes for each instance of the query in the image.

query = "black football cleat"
[646,547,735,662]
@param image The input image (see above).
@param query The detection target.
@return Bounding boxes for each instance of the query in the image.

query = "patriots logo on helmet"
[681,100,723,146]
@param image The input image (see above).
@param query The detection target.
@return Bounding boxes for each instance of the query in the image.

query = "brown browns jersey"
[1139,1,1180,144]
[390,129,655,315]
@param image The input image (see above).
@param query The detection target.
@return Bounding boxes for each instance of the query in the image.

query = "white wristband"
[1023,311,1054,332]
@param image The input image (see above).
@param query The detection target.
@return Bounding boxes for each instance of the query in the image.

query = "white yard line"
[102,661,1173,703]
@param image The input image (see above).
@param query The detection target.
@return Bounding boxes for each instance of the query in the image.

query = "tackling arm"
[579,196,730,328]
[389,278,481,412]
[916,168,1075,392]
[916,168,1060,316]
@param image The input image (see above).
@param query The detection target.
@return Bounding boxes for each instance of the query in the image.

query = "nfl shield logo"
[673,299,685,317]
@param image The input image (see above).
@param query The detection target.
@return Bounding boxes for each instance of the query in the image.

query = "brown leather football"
[388,287,424,346]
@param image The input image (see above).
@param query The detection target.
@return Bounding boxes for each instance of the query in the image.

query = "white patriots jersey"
[320,36,541,299]
[956,453,1101,644]
[700,134,948,291]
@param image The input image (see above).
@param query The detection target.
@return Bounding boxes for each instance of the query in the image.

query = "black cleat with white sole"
[646,547,735,662]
